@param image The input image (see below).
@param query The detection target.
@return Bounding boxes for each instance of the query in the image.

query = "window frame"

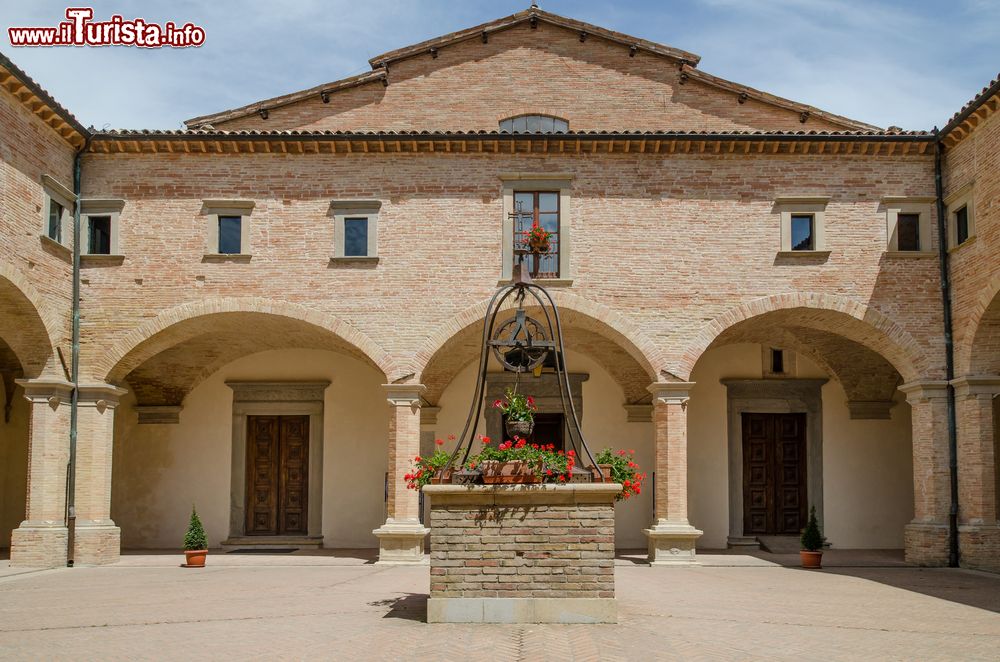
[775,196,829,255]
[203,199,254,258]
[881,197,934,255]
[945,183,975,250]
[500,174,573,284]
[331,200,380,261]
[40,174,74,249]
[80,198,125,257]
[512,190,561,279]
[499,114,569,134]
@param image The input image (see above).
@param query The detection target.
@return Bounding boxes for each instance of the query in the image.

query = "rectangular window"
[47,199,64,242]
[343,218,369,257]
[897,213,921,251]
[218,215,242,254]
[513,191,560,278]
[790,214,814,251]
[87,215,112,254]
[955,206,969,245]
[771,349,785,374]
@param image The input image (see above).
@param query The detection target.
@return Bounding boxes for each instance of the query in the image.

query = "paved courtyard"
[1,551,999,661]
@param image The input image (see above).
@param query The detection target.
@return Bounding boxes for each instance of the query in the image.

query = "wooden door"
[742,413,807,536]
[246,415,309,536]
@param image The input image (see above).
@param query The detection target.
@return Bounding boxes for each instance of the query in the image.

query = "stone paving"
[1,551,998,661]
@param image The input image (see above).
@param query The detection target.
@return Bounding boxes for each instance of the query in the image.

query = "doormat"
[227,548,299,554]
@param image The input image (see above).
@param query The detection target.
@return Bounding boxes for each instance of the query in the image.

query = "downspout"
[933,128,959,568]
[67,134,92,567]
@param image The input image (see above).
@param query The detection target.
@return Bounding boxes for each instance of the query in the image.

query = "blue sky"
[2,0,997,130]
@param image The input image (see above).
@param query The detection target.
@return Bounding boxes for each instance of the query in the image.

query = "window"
[48,199,64,242]
[87,215,111,254]
[41,174,74,248]
[218,216,242,254]
[762,346,796,377]
[513,191,560,278]
[790,214,814,251]
[897,213,920,251]
[955,206,969,245]
[501,174,573,283]
[331,201,380,260]
[882,197,932,253]
[203,200,254,258]
[775,196,828,254]
[771,349,785,374]
[343,218,369,257]
[499,115,569,134]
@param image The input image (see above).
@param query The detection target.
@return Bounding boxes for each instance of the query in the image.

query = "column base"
[9,522,68,568]
[904,522,950,566]
[73,521,121,565]
[959,524,1000,572]
[373,519,429,564]
[644,521,703,566]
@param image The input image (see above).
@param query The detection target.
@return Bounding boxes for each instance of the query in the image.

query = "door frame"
[227,381,329,540]
[722,379,826,543]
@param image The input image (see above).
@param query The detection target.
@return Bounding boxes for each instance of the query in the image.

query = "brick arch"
[99,297,400,385]
[0,264,59,378]
[679,293,929,383]
[963,275,1000,375]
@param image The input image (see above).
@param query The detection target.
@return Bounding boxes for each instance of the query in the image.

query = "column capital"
[77,383,128,410]
[898,379,950,403]
[15,378,74,406]
[383,383,425,407]
[951,375,1000,398]
[647,381,694,405]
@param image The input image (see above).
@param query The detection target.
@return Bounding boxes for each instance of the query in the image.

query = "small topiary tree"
[800,505,824,552]
[183,506,208,551]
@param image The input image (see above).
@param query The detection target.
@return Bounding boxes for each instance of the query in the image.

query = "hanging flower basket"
[480,459,541,484]
[505,419,535,439]
[526,224,552,254]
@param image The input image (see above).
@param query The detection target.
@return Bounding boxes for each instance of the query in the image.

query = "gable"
[190,17,874,134]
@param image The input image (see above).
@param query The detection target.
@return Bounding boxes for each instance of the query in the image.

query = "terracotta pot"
[429,467,453,485]
[529,240,550,254]
[505,419,534,439]
[480,460,541,484]
[590,464,615,483]
[800,550,822,569]
[184,549,207,567]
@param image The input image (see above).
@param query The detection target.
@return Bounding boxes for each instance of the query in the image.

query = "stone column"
[643,382,702,565]
[898,380,952,566]
[73,384,127,565]
[952,376,1000,571]
[9,378,73,568]
[373,384,429,564]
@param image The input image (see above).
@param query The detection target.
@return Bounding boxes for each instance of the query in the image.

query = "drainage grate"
[227,548,299,554]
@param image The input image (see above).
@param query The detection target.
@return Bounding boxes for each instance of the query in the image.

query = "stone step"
[221,536,323,552]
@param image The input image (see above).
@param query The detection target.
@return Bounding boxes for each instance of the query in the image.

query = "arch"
[0,264,59,379]
[678,293,931,383]
[99,297,400,386]
[962,274,1000,375]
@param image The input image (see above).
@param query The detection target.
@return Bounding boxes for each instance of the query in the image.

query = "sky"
[1,0,997,131]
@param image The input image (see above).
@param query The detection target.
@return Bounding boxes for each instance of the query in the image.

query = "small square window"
[790,214,814,251]
[343,218,369,257]
[47,199,64,242]
[87,215,112,254]
[955,206,969,245]
[218,216,242,254]
[897,213,920,251]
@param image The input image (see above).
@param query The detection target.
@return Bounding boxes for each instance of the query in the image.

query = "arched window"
[499,115,569,134]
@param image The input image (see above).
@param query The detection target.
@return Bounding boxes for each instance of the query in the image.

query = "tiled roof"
[941,73,1000,137]
[0,50,90,143]
[97,128,933,139]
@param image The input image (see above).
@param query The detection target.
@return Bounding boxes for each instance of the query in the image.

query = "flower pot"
[430,467,453,485]
[590,464,615,483]
[529,241,550,254]
[505,419,534,439]
[480,460,540,484]
[184,549,207,567]
[800,550,822,569]
[451,469,482,485]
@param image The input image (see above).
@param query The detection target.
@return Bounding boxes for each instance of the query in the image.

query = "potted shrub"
[492,388,537,438]
[800,506,824,569]
[594,448,646,499]
[183,506,208,568]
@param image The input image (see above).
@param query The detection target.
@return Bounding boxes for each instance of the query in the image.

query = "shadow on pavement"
[822,566,1000,614]
[372,593,428,621]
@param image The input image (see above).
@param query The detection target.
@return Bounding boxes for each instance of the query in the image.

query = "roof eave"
[0,50,89,146]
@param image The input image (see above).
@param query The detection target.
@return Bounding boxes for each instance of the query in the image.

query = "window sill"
[497,278,574,287]
[329,256,379,264]
[81,254,125,267]
[882,250,936,259]
[39,234,72,261]
[948,236,977,253]
[202,253,252,263]
[776,250,831,258]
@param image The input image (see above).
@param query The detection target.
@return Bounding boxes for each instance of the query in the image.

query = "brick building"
[0,7,997,571]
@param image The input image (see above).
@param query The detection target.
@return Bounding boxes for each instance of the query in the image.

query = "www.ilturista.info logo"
[8,8,206,48]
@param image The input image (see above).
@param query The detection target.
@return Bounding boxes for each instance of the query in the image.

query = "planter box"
[479,460,540,484]
[423,483,622,624]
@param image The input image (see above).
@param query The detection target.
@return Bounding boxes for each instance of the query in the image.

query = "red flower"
[558,475,566,482]
[618,450,626,456]
[567,449,575,456]
[492,399,503,408]
[414,456,421,462]
[629,449,635,455]
[448,434,456,440]
[481,436,492,445]
[435,439,444,446]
